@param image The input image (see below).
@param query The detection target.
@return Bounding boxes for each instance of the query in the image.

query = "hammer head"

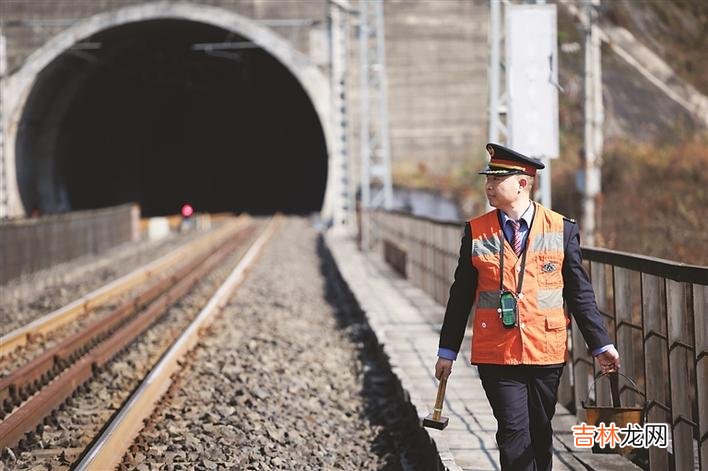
[423,414,449,430]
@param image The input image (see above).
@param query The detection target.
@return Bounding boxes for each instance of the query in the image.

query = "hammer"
[423,377,449,430]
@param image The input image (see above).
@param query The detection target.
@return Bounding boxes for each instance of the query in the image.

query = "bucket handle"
[582,371,646,410]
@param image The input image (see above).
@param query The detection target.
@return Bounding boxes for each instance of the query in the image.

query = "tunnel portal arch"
[3,1,336,218]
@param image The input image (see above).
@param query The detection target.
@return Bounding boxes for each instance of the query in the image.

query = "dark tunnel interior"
[16,20,328,216]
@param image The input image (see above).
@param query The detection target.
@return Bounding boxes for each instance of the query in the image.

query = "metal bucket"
[581,372,646,456]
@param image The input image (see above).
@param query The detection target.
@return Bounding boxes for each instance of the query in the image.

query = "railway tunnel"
[15,19,328,217]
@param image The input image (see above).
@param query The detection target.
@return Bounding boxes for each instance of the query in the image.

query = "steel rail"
[76,216,281,470]
[0,219,258,450]
[0,217,252,417]
[0,215,246,358]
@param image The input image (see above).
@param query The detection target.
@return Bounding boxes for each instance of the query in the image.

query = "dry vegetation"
[600,135,708,264]
[553,132,708,265]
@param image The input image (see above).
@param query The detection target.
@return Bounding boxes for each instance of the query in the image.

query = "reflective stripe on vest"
[477,288,563,311]
[471,228,564,257]
[531,231,564,253]
[469,204,568,365]
[471,233,503,257]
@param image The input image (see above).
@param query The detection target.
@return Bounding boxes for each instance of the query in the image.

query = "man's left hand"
[596,345,620,374]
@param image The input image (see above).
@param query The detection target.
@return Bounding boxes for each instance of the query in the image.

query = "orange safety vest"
[469,203,569,365]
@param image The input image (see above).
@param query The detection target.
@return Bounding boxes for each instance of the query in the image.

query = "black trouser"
[478,364,565,471]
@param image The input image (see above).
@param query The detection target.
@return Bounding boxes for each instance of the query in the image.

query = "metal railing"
[0,204,139,285]
[369,209,707,470]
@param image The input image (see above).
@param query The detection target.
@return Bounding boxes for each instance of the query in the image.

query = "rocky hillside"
[603,0,707,96]
[552,0,707,265]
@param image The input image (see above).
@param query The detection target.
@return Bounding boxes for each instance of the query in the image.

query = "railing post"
[572,323,592,420]
[641,273,670,469]
[613,266,642,406]
[694,283,708,471]
[435,223,443,305]
[667,279,695,470]
[594,262,613,405]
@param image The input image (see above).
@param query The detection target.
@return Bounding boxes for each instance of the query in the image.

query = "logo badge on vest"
[542,262,557,273]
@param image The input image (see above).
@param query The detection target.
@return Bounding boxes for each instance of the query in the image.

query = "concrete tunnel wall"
[3,2,337,218]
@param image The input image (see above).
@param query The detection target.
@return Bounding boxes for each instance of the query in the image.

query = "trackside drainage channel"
[317,235,444,470]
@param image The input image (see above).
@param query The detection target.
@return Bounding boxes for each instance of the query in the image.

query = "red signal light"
[181,204,194,218]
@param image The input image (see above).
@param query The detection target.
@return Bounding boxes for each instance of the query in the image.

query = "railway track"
[0,215,279,467]
[0,215,243,360]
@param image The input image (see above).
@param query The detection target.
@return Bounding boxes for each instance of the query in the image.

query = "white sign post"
[506,4,559,207]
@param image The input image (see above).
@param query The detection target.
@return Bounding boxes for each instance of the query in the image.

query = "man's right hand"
[596,345,621,374]
[435,358,453,380]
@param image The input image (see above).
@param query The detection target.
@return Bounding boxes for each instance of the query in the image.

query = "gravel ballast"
[121,216,437,470]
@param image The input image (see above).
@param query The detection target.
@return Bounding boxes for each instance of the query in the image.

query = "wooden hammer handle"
[609,371,621,408]
[432,377,448,420]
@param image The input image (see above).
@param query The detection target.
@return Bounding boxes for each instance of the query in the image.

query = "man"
[434,143,620,470]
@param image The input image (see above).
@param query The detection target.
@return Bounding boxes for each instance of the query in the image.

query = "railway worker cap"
[479,143,545,176]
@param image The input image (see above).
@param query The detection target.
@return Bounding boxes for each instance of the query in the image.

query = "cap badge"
[487,145,495,157]
[542,262,557,273]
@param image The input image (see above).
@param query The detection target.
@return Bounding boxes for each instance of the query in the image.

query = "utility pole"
[487,0,506,212]
[581,0,603,246]
[0,26,7,219]
[534,0,552,210]
[488,0,506,147]
[359,0,393,249]
[329,0,354,229]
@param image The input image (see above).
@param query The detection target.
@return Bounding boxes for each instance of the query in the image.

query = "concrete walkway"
[326,232,641,471]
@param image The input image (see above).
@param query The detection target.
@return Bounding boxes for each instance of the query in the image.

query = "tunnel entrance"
[16,19,328,216]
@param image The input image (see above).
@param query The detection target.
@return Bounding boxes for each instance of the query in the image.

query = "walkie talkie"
[499,290,518,328]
